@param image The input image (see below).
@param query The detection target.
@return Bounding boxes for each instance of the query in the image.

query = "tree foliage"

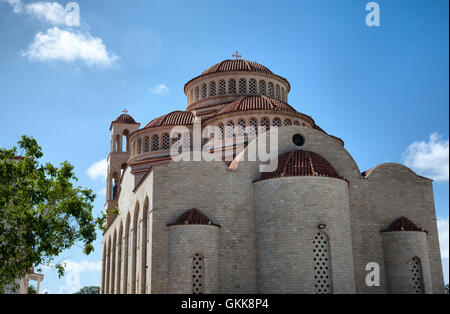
[74,286,100,294]
[0,136,101,293]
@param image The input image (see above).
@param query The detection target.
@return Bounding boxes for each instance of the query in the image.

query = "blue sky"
[0,0,448,293]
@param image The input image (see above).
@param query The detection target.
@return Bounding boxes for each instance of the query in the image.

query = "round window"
[292,134,305,147]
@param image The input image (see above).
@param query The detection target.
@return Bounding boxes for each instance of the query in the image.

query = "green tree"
[74,286,100,294]
[0,136,101,293]
[27,285,37,294]
[445,284,449,294]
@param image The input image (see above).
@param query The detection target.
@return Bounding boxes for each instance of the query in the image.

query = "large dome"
[259,150,344,181]
[202,59,274,76]
[145,111,195,128]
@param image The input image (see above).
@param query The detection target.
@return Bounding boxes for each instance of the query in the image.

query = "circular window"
[292,134,305,147]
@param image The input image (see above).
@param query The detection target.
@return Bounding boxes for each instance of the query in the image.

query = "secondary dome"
[167,208,221,227]
[145,111,195,128]
[259,150,343,181]
[113,114,138,125]
[202,59,273,75]
[215,95,297,116]
[381,217,428,233]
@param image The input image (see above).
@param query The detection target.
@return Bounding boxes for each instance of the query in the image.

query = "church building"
[100,56,445,294]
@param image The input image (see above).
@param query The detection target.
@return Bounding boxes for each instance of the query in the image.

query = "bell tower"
[106,110,140,211]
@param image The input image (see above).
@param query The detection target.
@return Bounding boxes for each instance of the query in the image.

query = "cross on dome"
[232,50,242,60]
[122,108,129,114]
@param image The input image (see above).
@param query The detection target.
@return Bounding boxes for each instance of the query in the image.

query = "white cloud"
[402,133,449,182]
[25,2,66,25]
[1,0,23,13]
[87,158,107,181]
[22,27,119,68]
[58,260,101,294]
[438,216,449,284]
[148,84,170,95]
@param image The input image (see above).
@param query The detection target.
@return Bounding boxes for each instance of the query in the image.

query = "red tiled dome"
[381,217,428,233]
[202,59,273,75]
[259,150,343,181]
[113,114,138,125]
[145,111,195,128]
[167,209,221,227]
[215,96,298,116]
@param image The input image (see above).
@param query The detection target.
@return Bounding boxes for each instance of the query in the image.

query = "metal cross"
[122,108,128,114]
[232,51,242,60]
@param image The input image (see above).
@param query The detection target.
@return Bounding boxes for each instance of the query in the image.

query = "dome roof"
[184,59,290,92]
[381,217,428,233]
[167,208,221,227]
[259,150,343,181]
[145,111,195,128]
[202,59,273,75]
[215,95,298,116]
[113,114,138,125]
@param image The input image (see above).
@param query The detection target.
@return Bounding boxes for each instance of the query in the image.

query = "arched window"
[294,120,300,126]
[237,119,246,137]
[182,132,192,150]
[116,223,123,294]
[411,257,425,294]
[228,79,236,94]
[123,213,130,293]
[192,252,204,294]
[275,84,280,99]
[201,84,207,99]
[162,133,170,150]
[195,86,200,101]
[137,139,142,154]
[131,203,140,294]
[239,78,247,94]
[268,82,274,97]
[152,135,159,151]
[248,118,258,136]
[144,136,150,153]
[217,123,224,140]
[249,79,257,94]
[284,119,292,126]
[111,231,117,294]
[189,90,194,104]
[226,121,235,138]
[172,132,181,145]
[219,80,226,95]
[272,118,281,128]
[261,117,270,132]
[258,80,266,95]
[140,198,149,294]
[209,81,216,97]
[313,232,332,294]
[281,87,286,101]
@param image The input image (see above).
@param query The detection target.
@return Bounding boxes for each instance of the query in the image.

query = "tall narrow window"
[192,253,204,294]
[261,118,270,133]
[239,78,247,94]
[226,121,235,138]
[137,139,142,154]
[248,118,258,137]
[313,232,332,294]
[275,85,280,99]
[411,257,425,294]
[152,135,159,151]
[237,119,246,137]
[249,79,257,94]
[228,79,236,94]
[209,81,216,97]
[268,82,274,97]
[162,134,170,150]
[258,80,266,95]
[195,87,200,101]
[219,80,226,95]
[201,84,207,99]
[144,136,150,152]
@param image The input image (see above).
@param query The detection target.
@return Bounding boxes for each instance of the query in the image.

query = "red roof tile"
[145,111,195,128]
[202,59,274,75]
[113,114,138,125]
[167,209,221,227]
[258,150,344,181]
[381,216,428,233]
[214,95,298,116]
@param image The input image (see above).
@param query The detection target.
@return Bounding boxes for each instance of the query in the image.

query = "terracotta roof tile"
[381,216,428,233]
[167,209,221,227]
[214,95,298,116]
[145,111,195,128]
[258,150,344,181]
[202,59,273,75]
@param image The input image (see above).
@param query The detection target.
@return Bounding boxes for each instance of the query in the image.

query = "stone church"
[100,57,444,294]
